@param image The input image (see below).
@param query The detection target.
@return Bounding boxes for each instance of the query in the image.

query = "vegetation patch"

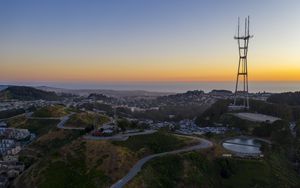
[0,86,60,101]
[132,155,183,188]
[0,108,25,119]
[112,131,190,155]
[127,151,300,188]
[64,112,109,128]
[37,142,111,188]
[16,138,138,188]
[9,118,60,136]
[79,102,114,116]
[32,105,67,117]
[31,130,83,154]
[267,92,300,106]
[195,99,231,126]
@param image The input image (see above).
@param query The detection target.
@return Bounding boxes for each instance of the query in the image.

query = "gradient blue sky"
[1,0,300,84]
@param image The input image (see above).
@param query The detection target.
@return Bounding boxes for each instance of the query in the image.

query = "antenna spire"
[231,16,253,110]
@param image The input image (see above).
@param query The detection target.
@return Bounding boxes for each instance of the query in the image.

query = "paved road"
[56,113,84,130]
[28,116,61,120]
[0,112,29,121]
[110,135,213,188]
[0,112,62,121]
[84,130,157,141]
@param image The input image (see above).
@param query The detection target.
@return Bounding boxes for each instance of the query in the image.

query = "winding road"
[110,135,213,188]
[84,130,157,141]
[33,113,213,187]
[56,112,85,130]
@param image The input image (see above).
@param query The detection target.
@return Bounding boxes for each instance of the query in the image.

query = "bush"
[271,120,293,147]
[252,122,272,137]
[267,92,300,106]
[216,158,237,179]
[250,100,292,120]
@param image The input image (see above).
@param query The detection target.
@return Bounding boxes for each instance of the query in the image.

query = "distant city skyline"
[1,0,300,83]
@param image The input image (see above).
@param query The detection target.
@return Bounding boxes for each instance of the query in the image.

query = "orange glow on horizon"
[1,55,300,83]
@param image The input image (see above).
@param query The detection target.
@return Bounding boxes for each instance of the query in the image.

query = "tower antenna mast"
[232,16,253,110]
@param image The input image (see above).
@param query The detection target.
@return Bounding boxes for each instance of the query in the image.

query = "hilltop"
[0,86,60,101]
[0,85,9,91]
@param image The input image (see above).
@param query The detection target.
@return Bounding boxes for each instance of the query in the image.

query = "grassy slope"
[127,151,300,188]
[112,132,195,157]
[16,139,138,188]
[15,131,196,188]
[64,112,110,128]
[10,118,60,136]
[15,129,84,187]
[10,112,300,188]
[267,153,300,187]
[28,119,60,136]
[9,108,127,188]
[35,141,111,188]
[11,115,85,187]
[0,86,60,101]
[32,105,67,118]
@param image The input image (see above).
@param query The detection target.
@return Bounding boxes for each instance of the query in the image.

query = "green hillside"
[32,105,67,118]
[127,152,300,188]
[0,86,60,101]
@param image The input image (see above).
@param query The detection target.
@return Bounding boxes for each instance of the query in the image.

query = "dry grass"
[33,105,67,117]
[84,140,138,182]
[6,115,27,127]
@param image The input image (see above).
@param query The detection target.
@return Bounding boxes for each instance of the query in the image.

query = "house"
[2,155,18,162]
[0,128,30,140]
[7,169,19,178]
[0,123,6,128]
[0,176,8,188]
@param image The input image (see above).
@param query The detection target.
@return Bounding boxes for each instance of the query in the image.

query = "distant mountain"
[36,86,173,98]
[1,85,173,99]
[35,86,70,93]
[0,86,60,101]
[88,93,115,101]
[156,90,207,105]
[209,89,232,96]
[0,85,9,91]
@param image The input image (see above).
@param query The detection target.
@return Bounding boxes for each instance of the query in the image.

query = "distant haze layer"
[1,81,300,93]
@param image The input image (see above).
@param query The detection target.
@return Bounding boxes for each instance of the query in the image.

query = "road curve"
[56,113,84,130]
[84,130,157,141]
[110,135,213,188]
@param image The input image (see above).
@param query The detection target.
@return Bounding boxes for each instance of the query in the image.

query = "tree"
[195,99,230,126]
[250,100,292,121]
[252,122,272,137]
[84,125,94,133]
[271,120,293,148]
[117,119,129,133]
[216,158,236,179]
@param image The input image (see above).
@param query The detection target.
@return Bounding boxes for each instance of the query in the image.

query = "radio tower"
[232,16,253,110]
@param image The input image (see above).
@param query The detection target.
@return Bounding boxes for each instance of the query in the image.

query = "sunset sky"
[1,0,300,84]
